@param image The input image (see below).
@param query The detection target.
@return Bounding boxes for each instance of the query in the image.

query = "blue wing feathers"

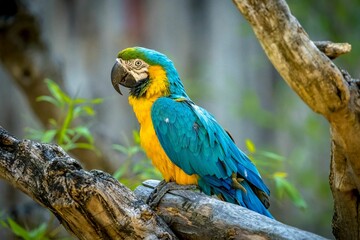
[151,97,272,218]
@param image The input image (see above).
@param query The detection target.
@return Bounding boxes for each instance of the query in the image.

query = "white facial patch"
[120,58,149,81]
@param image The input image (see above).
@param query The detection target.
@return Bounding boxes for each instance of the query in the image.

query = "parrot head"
[111,47,188,98]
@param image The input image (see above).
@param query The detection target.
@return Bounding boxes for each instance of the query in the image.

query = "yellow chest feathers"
[128,66,197,185]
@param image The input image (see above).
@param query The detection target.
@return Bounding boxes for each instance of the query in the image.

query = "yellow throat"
[128,65,197,185]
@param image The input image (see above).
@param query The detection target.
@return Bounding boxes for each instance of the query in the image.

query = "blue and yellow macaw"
[111,47,273,218]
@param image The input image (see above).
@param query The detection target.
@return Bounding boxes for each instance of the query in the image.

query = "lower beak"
[111,59,137,95]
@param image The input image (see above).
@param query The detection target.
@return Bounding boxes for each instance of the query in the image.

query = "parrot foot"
[231,172,247,193]
[146,180,197,208]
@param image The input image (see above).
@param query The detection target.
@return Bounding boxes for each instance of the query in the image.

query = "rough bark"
[135,180,327,240]
[233,0,360,239]
[0,0,114,172]
[0,126,327,239]
[0,126,176,240]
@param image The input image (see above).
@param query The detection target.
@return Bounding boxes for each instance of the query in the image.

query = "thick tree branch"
[135,180,326,240]
[232,0,360,239]
[0,126,176,240]
[0,126,327,239]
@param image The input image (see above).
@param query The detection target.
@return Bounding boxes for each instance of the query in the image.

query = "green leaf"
[258,151,285,161]
[5,217,49,240]
[245,139,256,153]
[0,212,8,228]
[273,171,288,178]
[113,165,128,180]
[112,144,141,157]
[28,223,48,239]
[273,175,307,209]
[7,217,31,239]
[112,144,129,155]
[36,96,60,107]
[41,129,57,143]
[82,106,95,116]
[44,79,64,103]
[62,142,75,151]
[73,126,94,143]
[48,118,58,127]
[25,128,47,141]
[127,146,142,156]
[65,128,75,136]
[61,133,73,144]
[72,143,96,151]
[73,105,96,117]
[91,98,104,104]
[0,221,8,228]
[72,98,87,105]
[132,162,143,173]
[73,106,83,119]
[132,130,141,144]
[45,79,71,104]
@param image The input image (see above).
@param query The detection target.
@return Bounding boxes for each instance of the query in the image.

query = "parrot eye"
[134,60,143,68]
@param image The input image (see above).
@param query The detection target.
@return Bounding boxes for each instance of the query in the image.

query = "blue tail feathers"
[198,176,273,218]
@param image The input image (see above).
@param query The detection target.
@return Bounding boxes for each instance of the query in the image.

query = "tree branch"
[135,180,327,240]
[313,41,351,59]
[0,126,176,240]
[0,126,327,239]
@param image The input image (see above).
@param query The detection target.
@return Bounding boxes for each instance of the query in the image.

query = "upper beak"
[111,59,124,95]
[111,59,137,95]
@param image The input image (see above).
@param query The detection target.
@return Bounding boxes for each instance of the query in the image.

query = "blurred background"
[1,0,360,239]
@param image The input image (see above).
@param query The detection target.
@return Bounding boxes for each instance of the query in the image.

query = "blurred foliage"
[112,131,162,190]
[245,139,307,209]
[1,218,48,240]
[237,85,331,234]
[26,79,103,152]
[0,212,69,240]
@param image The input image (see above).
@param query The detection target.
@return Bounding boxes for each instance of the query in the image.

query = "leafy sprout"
[26,79,103,152]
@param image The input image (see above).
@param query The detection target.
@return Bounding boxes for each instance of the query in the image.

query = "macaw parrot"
[111,47,273,218]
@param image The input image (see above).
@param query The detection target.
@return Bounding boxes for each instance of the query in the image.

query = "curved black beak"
[111,59,123,95]
[111,59,137,95]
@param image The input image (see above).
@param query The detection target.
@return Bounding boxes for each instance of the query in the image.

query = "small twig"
[313,41,351,59]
